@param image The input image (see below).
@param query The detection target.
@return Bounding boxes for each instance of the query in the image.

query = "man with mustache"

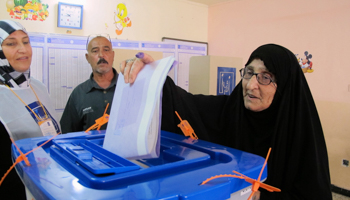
[60,35,117,133]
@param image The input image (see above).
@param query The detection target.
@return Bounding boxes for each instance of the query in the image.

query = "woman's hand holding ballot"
[120,52,154,84]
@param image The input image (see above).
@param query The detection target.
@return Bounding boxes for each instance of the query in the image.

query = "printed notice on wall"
[217,67,236,95]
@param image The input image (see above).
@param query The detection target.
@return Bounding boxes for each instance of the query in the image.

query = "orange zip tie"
[11,137,31,167]
[85,103,110,133]
[200,148,280,200]
[0,132,61,187]
[175,111,198,140]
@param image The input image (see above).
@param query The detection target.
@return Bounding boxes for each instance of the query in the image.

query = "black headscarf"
[161,44,332,199]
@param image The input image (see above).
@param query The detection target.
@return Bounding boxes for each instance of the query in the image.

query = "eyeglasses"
[239,68,275,85]
[86,33,111,50]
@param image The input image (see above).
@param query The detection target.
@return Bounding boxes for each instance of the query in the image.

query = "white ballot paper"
[103,56,175,159]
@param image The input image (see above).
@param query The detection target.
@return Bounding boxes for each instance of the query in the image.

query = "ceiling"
[186,0,234,6]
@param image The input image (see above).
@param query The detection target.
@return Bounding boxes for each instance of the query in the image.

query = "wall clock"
[57,2,83,29]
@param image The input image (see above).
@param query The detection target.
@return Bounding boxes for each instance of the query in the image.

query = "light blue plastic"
[11,130,267,200]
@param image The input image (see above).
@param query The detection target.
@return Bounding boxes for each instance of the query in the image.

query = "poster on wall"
[5,0,50,21]
[217,67,236,95]
[114,3,132,35]
[296,51,313,73]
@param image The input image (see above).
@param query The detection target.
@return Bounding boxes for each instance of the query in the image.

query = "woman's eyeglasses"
[239,68,275,85]
[86,33,111,50]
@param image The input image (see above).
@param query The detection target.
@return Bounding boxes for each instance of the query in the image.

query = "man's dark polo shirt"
[60,68,118,133]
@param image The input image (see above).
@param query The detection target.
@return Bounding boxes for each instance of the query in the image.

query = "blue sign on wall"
[217,67,236,95]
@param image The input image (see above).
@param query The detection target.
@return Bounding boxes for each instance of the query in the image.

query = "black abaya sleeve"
[161,76,229,144]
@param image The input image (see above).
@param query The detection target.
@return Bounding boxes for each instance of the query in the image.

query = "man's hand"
[120,52,154,84]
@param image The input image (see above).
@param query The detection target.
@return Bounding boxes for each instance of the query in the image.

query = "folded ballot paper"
[103,56,175,159]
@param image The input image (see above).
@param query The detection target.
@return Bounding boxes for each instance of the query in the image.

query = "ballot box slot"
[50,139,141,176]
[48,133,241,189]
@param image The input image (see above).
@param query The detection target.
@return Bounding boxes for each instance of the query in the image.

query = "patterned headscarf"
[0,20,30,88]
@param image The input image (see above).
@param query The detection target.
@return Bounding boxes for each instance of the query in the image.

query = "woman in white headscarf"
[0,20,61,199]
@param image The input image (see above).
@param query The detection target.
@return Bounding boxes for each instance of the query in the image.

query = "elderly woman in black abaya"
[121,44,332,200]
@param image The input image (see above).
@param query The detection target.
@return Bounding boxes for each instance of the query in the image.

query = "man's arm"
[60,95,83,133]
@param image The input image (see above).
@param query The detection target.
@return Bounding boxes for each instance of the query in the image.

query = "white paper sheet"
[103,56,175,159]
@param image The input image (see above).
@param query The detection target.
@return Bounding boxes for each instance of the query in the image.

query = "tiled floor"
[333,192,350,200]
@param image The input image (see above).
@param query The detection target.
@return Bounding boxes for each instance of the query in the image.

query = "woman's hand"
[120,52,154,84]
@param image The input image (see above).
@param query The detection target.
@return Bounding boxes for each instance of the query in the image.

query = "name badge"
[38,119,57,136]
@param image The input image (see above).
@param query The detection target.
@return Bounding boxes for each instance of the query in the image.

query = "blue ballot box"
[12,130,267,200]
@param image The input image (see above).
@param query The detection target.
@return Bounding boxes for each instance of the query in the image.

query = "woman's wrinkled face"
[1,30,32,72]
[242,59,277,112]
